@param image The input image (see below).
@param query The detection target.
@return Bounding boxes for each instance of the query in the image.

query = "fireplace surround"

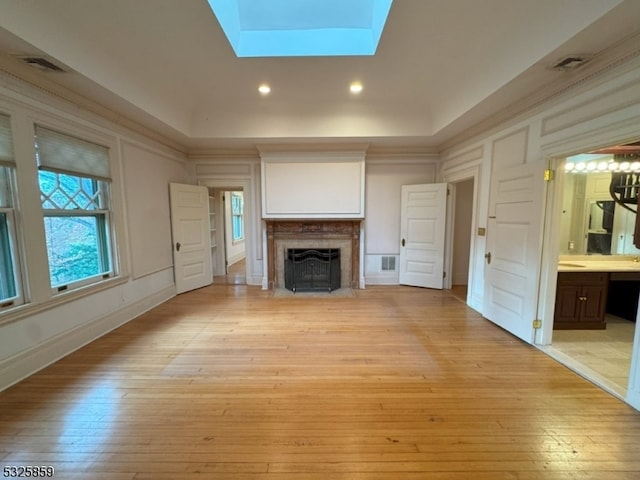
[265,219,361,290]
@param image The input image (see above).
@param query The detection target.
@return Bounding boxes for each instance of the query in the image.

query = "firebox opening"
[285,248,340,292]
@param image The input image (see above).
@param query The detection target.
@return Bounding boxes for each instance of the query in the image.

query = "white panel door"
[169,183,213,294]
[483,162,545,343]
[399,183,447,289]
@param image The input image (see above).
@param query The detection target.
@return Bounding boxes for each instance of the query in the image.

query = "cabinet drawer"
[610,271,640,281]
[557,272,608,286]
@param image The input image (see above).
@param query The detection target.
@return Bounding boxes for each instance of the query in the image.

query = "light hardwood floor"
[1,285,640,479]
[214,258,246,285]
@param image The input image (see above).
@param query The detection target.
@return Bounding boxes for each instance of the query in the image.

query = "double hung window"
[35,126,114,292]
[231,192,244,242]
[0,114,21,307]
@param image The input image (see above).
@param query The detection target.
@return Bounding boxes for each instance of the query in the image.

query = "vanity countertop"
[558,255,640,272]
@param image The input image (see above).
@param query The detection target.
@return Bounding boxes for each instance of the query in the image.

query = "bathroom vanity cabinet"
[554,271,609,329]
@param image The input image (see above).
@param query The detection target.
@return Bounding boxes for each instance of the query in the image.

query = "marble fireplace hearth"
[265,219,361,290]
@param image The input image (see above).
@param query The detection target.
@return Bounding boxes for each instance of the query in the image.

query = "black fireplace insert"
[284,248,340,292]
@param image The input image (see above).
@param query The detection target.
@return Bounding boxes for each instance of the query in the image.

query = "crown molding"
[188,148,261,160]
[365,145,439,160]
[256,142,370,154]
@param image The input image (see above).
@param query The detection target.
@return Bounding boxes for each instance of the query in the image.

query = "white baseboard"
[0,285,175,392]
[245,274,264,287]
[364,273,399,285]
[228,253,245,266]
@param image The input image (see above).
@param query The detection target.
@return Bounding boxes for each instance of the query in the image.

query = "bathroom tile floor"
[548,315,635,398]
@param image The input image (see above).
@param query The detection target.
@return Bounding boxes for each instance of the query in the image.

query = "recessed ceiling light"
[350,82,363,94]
[258,84,271,95]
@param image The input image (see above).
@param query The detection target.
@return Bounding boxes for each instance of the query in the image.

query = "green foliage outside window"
[0,212,16,300]
[39,170,111,288]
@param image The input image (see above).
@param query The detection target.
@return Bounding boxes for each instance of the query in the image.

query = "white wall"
[123,140,188,278]
[0,72,187,391]
[364,157,437,284]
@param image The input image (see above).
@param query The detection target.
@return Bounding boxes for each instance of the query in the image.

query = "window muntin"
[39,170,106,211]
[35,126,115,292]
[231,192,244,242]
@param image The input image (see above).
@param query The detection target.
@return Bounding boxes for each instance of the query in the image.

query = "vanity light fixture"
[565,159,640,173]
[565,151,640,173]
[350,82,363,94]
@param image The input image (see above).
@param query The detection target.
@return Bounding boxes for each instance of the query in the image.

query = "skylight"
[207,0,393,57]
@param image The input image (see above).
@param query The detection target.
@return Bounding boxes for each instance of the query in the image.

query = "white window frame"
[0,205,24,309]
[35,126,117,295]
[40,178,115,293]
[0,113,23,310]
[231,191,244,243]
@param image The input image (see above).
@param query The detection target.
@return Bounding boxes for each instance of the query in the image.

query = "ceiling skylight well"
[207,0,393,57]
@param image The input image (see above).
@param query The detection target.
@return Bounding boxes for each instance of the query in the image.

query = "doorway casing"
[198,178,257,286]
[442,163,481,310]
[538,119,640,410]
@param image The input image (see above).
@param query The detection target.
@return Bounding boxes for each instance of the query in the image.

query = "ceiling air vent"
[16,56,66,73]
[550,55,592,71]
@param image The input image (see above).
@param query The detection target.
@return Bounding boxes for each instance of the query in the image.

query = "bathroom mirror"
[586,200,614,254]
[560,172,640,256]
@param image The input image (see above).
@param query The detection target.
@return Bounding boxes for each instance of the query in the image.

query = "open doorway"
[210,188,246,285]
[442,164,480,310]
[544,141,640,398]
[450,178,474,302]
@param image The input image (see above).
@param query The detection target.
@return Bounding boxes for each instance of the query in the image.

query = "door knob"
[401,238,406,247]
[485,252,491,264]
[176,242,181,252]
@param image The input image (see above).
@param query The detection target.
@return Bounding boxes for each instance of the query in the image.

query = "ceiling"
[0,0,638,154]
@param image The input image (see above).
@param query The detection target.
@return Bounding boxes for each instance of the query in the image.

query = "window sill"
[0,275,129,327]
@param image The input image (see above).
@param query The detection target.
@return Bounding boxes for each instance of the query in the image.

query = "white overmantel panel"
[259,145,367,219]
